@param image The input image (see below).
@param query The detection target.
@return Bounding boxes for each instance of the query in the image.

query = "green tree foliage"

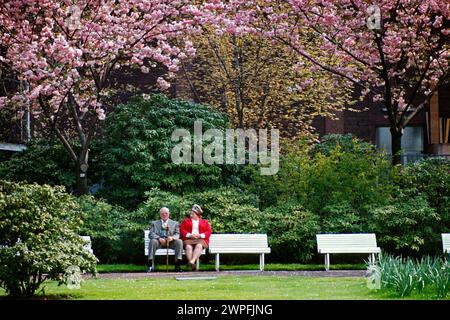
[0,181,97,297]
[249,136,393,214]
[395,158,450,234]
[75,195,131,264]
[368,194,440,256]
[309,133,375,156]
[0,141,76,189]
[188,187,262,233]
[261,201,320,262]
[320,201,363,233]
[98,94,246,209]
[0,140,104,193]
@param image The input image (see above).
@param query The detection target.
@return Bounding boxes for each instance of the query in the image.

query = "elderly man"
[147,207,183,272]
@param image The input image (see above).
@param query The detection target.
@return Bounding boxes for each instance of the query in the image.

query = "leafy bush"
[188,187,262,233]
[248,137,393,215]
[75,195,131,264]
[0,140,104,193]
[261,202,320,262]
[0,181,97,297]
[98,94,246,210]
[368,194,440,255]
[133,189,192,225]
[0,141,76,190]
[395,157,450,240]
[309,133,375,156]
[372,254,450,298]
[320,201,363,233]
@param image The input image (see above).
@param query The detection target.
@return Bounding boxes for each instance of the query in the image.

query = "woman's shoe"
[188,261,196,271]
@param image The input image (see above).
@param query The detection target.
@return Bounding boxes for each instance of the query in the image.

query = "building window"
[376,126,424,155]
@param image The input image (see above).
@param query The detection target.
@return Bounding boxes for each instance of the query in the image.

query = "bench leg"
[152,259,155,270]
[215,253,220,272]
[325,254,330,271]
[259,253,265,271]
[196,258,200,270]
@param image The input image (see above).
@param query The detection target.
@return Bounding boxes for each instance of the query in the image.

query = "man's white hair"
[160,207,170,214]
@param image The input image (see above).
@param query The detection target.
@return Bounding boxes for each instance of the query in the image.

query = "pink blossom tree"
[222,0,449,164]
[0,0,208,194]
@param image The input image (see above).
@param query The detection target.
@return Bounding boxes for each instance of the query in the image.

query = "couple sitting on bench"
[147,204,211,273]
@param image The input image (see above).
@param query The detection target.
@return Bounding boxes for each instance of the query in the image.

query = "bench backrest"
[316,233,378,252]
[443,233,450,253]
[209,234,269,250]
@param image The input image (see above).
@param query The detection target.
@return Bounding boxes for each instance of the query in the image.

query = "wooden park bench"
[144,230,205,270]
[208,234,271,271]
[316,233,381,271]
[442,233,450,256]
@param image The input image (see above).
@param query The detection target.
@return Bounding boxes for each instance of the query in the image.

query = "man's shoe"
[174,265,183,272]
[147,266,153,273]
[175,260,183,272]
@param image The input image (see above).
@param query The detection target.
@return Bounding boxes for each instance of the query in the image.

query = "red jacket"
[180,218,212,246]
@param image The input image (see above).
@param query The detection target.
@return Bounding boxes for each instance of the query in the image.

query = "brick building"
[312,82,450,162]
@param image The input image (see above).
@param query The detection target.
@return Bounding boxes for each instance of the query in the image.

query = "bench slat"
[209,248,271,254]
[318,248,381,253]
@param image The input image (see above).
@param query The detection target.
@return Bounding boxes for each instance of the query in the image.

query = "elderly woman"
[180,204,212,270]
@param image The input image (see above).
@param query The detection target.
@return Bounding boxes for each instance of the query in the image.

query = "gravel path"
[87,270,366,279]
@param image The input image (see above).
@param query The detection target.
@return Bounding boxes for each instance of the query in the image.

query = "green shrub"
[134,189,192,224]
[368,194,440,255]
[397,157,450,207]
[0,140,104,193]
[0,141,76,190]
[320,201,364,233]
[261,202,320,262]
[395,158,450,241]
[309,133,375,156]
[98,94,246,210]
[75,195,131,264]
[0,181,97,297]
[188,187,262,233]
[249,137,393,215]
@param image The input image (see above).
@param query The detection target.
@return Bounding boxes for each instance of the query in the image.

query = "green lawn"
[1,275,447,300]
[1,264,447,300]
[96,263,366,273]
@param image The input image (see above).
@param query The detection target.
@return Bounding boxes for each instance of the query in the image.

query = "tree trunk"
[390,127,403,165]
[76,151,89,196]
[76,165,89,195]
